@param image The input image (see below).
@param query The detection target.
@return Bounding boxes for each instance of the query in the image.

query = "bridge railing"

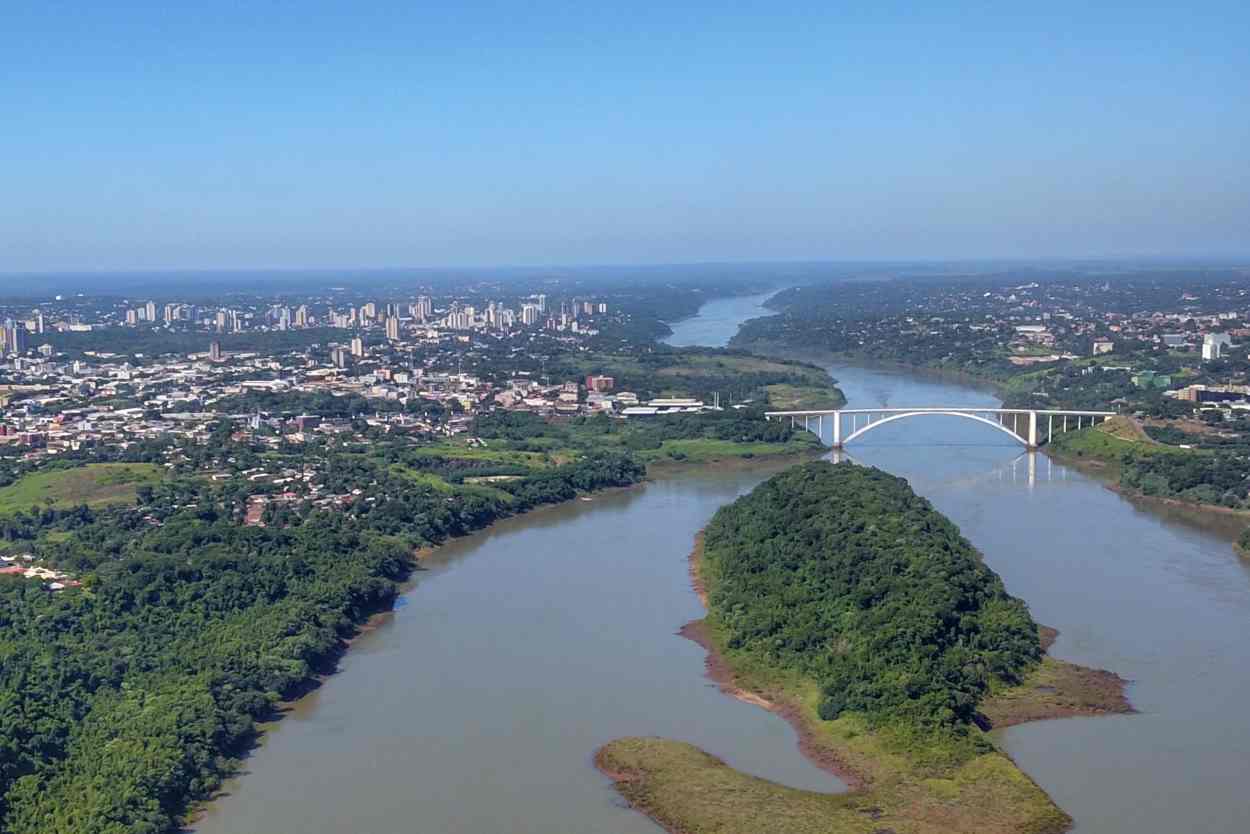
[763,407,1116,449]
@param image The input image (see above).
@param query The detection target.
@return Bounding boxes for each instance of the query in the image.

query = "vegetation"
[1051,420,1250,510]
[0,463,163,513]
[702,462,1041,736]
[546,347,844,410]
[598,461,1111,834]
[472,408,823,467]
[0,443,644,833]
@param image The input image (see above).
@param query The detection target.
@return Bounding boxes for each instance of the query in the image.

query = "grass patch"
[1048,417,1190,467]
[391,464,516,503]
[980,656,1132,729]
[640,436,821,464]
[0,463,163,514]
[766,383,846,411]
[599,618,1073,834]
[417,443,551,468]
[656,353,831,382]
[388,466,454,491]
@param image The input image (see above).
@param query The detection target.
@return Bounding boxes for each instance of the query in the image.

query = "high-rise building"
[1203,332,1233,361]
[351,335,365,357]
[126,309,139,326]
[331,347,349,368]
[3,323,28,355]
[34,311,45,333]
[295,305,309,327]
[215,310,227,332]
[209,340,223,362]
[362,302,377,320]
[145,301,157,322]
[386,316,400,341]
[537,294,547,312]
[413,296,433,320]
[520,304,539,326]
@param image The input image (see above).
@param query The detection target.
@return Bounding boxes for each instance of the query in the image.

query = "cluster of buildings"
[0,553,78,591]
[0,292,711,462]
[107,293,611,340]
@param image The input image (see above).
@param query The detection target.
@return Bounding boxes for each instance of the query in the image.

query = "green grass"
[765,383,846,411]
[656,353,831,382]
[389,466,455,491]
[639,436,821,464]
[390,464,517,503]
[417,443,552,468]
[1049,418,1189,461]
[598,616,1071,834]
[0,463,164,514]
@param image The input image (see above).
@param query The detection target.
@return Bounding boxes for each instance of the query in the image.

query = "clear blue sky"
[4,1,1248,271]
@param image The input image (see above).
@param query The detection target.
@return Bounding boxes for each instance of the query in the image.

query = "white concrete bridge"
[764,407,1116,449]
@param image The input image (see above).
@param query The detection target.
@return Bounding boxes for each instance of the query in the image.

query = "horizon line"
[4,252,1250,279]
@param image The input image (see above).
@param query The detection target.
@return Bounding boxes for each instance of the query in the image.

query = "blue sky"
[3,1,1248,271]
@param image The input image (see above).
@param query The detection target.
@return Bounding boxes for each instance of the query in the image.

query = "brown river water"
[193,291,1250,833]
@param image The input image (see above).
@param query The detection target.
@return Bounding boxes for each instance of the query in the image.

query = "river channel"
[193,290,1250,833]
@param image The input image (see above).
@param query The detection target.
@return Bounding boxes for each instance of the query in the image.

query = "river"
[193,290,1250,833]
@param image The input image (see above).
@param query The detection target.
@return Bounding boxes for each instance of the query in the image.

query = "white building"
[1203,332,1233,361]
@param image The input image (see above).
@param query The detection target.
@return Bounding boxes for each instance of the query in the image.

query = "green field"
[599,625,1070,834]
[0,463,164,513]
[1048,417,1187,461]
[415,443,553,468]
[764,383,845,411]
[639,436,822,465]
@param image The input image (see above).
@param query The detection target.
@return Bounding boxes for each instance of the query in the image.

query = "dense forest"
[0,445,643,833]
[701,461,1041,735]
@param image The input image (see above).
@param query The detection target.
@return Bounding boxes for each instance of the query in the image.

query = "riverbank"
[596,529,1132,834]
[751,332,1250,540]
[733,339,1008,400]
[1043,420,1250,546]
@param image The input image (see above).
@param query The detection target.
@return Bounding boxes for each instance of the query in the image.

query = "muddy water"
[194,291,1250,833]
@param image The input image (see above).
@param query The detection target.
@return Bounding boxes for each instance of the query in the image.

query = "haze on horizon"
[4,1,1248,273]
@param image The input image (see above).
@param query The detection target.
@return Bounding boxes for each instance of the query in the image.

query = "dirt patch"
[980,656,1134,729]
[1098,414,1158,444]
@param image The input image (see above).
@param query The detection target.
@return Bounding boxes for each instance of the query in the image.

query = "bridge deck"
[765,407,1116,417]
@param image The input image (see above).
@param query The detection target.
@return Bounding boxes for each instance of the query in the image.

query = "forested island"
[598,461,1130,834]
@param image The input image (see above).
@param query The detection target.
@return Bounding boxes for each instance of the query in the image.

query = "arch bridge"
[764,407,1116,449]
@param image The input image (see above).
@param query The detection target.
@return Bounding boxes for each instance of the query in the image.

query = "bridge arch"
[840,410,1029,446]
